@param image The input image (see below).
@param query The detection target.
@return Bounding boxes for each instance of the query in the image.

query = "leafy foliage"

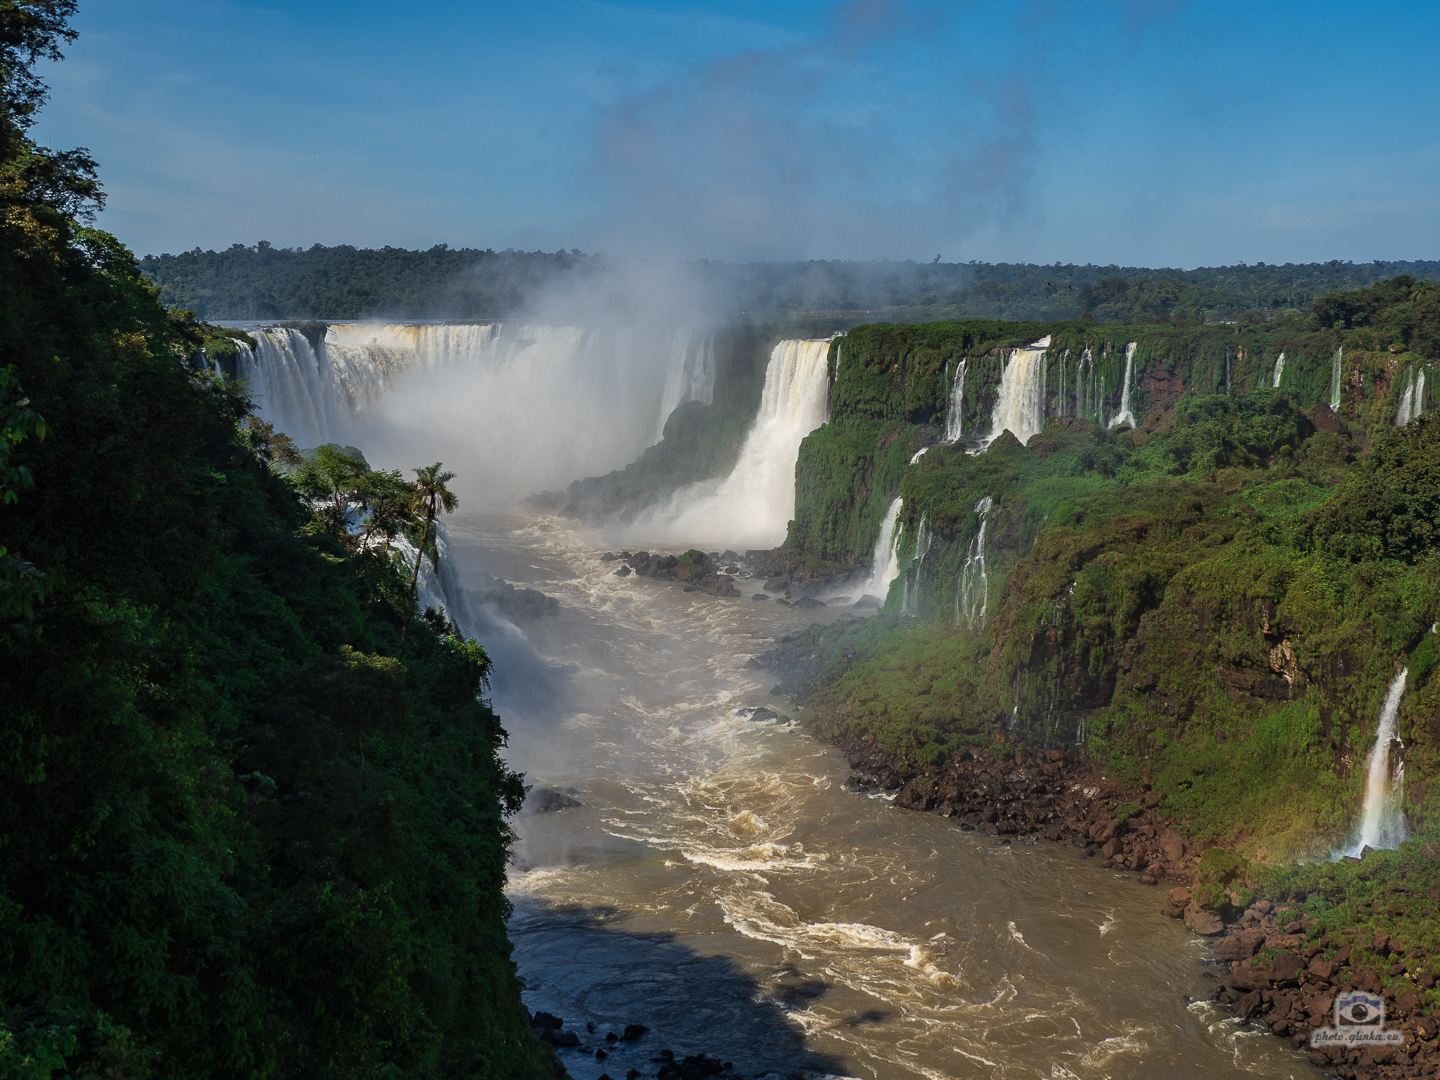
[0,6,553,1076]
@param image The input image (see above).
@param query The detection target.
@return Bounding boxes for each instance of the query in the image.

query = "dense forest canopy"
[0,3,555,1077]
[139,242,1440,325]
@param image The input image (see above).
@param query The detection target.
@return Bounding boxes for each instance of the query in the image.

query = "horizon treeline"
[139,241,1440,324]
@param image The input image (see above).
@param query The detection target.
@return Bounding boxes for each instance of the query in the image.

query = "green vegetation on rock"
[790,283,1440,867]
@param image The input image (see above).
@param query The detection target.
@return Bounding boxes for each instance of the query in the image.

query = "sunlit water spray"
[627,339,832,550]
[1343,669,1410,856]
[238,321,688,504]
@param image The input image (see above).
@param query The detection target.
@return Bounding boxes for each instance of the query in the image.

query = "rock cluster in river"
[604,550,743,598]
[468,571,561,619]
[1192,906,1440,1078]
[529,1011,800,1080]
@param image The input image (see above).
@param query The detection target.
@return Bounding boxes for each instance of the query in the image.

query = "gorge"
[223,273,1440,1079]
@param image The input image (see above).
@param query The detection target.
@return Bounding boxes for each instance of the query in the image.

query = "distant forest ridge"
[138,242,1440,324]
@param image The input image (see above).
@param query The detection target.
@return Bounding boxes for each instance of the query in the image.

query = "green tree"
[405,463,458,631]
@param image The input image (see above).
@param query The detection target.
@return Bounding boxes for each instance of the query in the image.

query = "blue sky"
[31,0,1440,266]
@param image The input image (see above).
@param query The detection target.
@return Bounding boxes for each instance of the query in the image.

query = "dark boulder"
[622,1024,648,1041]
[853,595,882,608]
[532,1012,563,1030]
[525,788,582,814]
[614,566,631,577]
[792,595,826,609]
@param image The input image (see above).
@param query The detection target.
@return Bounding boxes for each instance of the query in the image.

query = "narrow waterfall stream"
[956,496,994,631]
[1108,342,1138,429]
[1344,670,1410,856]
[861,497,905,604]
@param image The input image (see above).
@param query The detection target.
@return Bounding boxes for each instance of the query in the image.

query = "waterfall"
[1271,351,1286,389]
[1076,348,1091,421]
[1344,670,1410,856]
[634,339,832,550]
[956,496,994,630]
[901,513,932,616]
[1056,351,1068,418]
[985,336,1049,447]
[1396,366,1427,425]
[654,330,715,441]
[1396,367,1416,426]
[910,446,930,464]
[237,321,680,505]
[861,497,905,604]
[943,359,968,442]
[1329,348,1343,410]
[1108,342,1138,429]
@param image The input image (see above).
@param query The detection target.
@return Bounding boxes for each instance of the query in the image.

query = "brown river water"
[439,510,1319,1080]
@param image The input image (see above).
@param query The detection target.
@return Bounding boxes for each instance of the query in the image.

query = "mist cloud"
[589,0,1186,262]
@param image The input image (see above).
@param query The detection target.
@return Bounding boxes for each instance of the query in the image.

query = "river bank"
[766,634,1440,1080]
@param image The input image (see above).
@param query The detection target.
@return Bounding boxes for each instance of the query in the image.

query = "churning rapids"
[239,323,1317,1080]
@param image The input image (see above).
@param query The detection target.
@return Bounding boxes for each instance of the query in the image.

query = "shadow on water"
[509,902,852,1079]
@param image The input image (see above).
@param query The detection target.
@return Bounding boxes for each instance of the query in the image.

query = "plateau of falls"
[901,513,932,616]
[1344,669,1410,856]
[631,339,832,550]
[1330,347,1343,410]
[1271,351,1286,389]
[235,321,685,505]
[1107,342,1138,429]
[1395,365,1427,425]
[861,497,905,603]
[943,359,967,441]
[985,336,1049,447]
[956,496,994,630]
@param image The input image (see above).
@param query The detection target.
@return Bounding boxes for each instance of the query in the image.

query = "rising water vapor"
[624,339,833,551]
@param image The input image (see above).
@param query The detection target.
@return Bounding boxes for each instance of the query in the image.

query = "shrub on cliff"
[1303,412,1440,563]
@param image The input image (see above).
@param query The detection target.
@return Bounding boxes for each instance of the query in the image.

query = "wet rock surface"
[1198,909,1440,1079]
[618,551,742,598]
[469,571,561,618]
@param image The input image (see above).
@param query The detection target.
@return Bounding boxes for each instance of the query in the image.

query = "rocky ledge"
[1189,903,1440,1079]
[832,724,1200,883]
[603,550,743,598]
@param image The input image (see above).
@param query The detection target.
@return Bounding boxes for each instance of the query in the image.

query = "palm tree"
[404,462,458,635]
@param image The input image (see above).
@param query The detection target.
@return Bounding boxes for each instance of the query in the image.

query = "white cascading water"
[632,339,832,550]
[1396,366,1427,426]
[655,330,715,441]
[956,496,994,631]
[861,496,905,604]
[985,336,1049,447]
[237,322,674,505]
[1344,669,1410,856]
[901,513,932,616]
[1330,348,1343,410]
[1271,351,1286,389]
[1076,348,1092,421]
[1108,342,1138,429]
[910,446,930,464]
[943,359,968,442]
[1056,351,1068,418]
[1396,368,1415,426]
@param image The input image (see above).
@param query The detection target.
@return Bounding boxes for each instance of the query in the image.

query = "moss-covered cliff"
[785,278,1440,865]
